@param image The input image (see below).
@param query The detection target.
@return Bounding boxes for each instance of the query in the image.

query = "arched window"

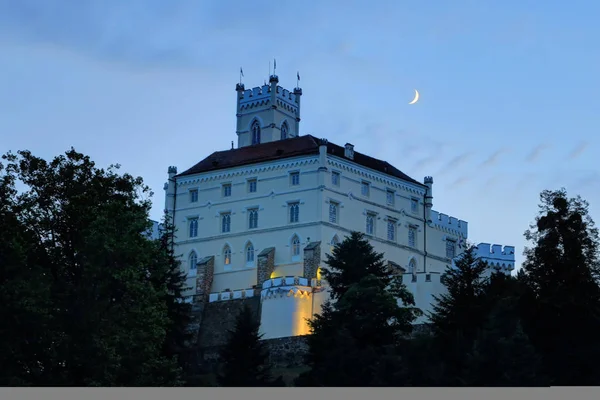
[251,120,261,145]
[281,121,289,140]
[245,242,255,264]
[292,235,301,257]
[409,258,417,282]
[223,245,232,265]
[330,234,340,252]
[189,251,198,276]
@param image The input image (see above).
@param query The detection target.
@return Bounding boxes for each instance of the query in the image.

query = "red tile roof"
[177,135,424,187]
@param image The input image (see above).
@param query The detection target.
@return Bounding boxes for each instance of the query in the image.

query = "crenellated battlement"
[475,243,516,275]
[430,210,468,237]
[238,85,300,111]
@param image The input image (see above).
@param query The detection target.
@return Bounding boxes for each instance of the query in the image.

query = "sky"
[1,0,599,269]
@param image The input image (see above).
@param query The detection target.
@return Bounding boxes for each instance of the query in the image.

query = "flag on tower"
[297,71,300,81]
[240,67,244,77]
[274,58,276,70]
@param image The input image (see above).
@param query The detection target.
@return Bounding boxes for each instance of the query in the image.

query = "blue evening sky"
[1,0,598,269]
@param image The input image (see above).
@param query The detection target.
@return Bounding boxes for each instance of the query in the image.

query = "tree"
[462,273,548,386]
[427,243,489,385]
[0,149,182,386]
[296,232,421,386]
[217,305,282,387]
[520,188,600,385]
[147,213,193,376]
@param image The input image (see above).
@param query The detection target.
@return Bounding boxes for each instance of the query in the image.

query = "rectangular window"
[189,218,198,238]
[289,202,300,223]
[366,212,376,235]
[411,198,419,214]
[446,240,456,259]
[290,171,300,186]
[408,226,417,247]
[247,179,257,193]
[361,181,370,197]
[190,189,198,203]
[221,212,231,233]
[387,218,396,241]
[248,208,258,229]
[331,171,340,186]
[329,201,339,224]
[386,189,395,206]
[222,183,232,197]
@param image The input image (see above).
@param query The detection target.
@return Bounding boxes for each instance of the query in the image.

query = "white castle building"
[162,73,515,340]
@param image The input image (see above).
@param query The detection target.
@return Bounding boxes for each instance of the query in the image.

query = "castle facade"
[162,73,515,340]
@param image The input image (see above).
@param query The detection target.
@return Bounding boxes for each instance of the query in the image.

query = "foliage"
[217,305,283,387]
[296,232,421,386]
[0,149,184,386]
[520,188,600,385]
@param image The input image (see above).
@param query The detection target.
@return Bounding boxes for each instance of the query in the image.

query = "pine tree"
[520,188,600,385]
[217,305,281,387]
[296,232,421,386]
[462,278,549,387]
[147,212,193,377]
[427,243,489,385]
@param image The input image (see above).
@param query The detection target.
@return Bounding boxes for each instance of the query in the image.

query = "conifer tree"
[520,188,600,385]
[296,232,421,386]
[427,243,489,385]
[217,305,282,387]
[462,275,548,387]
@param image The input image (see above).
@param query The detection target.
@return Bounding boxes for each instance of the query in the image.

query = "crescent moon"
[408,89,420,105]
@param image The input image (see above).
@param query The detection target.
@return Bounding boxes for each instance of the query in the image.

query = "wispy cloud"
[435,152,472,176]
[567,141,589,160]
[449,176,471,188]
[525,143,551,163]
[480,148,509,168]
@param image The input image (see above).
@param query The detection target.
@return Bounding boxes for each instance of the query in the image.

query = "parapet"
[430,210,468,237]
[168,166,178,174]
[208,288,255,303]
[424,176,433,184]
[238,84,301,108]
[475,243,516,274]
[260,275,316,301]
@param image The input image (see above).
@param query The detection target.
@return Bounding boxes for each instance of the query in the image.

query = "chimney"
[424,176,433,222]
[344,143,354,160]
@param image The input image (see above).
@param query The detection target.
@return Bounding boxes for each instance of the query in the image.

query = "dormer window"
[251,120,261,145]
[344,143,354,159]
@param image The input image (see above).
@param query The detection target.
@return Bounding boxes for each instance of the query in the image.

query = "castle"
[160,73,515,341]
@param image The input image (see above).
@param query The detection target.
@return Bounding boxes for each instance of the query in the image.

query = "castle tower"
[235,74,302,148]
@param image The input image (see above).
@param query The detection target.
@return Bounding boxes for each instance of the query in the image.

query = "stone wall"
[257,247,275,288]
[196,296,262,348]
[303,241,321,279]
[196,256,215,300]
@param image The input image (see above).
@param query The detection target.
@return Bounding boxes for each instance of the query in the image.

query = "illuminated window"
[223,245,232,265]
